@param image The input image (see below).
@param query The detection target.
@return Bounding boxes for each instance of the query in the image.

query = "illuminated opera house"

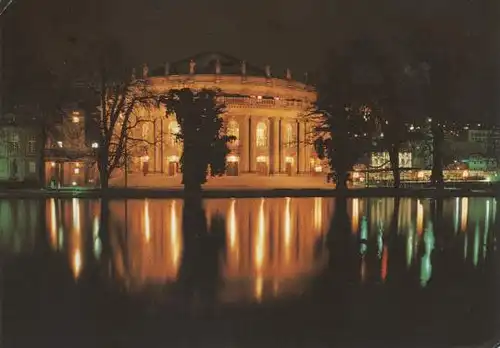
[132,52,319,176]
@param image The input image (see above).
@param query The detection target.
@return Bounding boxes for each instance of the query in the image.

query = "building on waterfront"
[131,52,320,177]
[0,113,41,186]
[44,108,99,188]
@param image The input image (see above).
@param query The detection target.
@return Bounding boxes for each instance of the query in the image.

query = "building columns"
[269,117,279,174]
[240,115,249,172]
[303,121,311,173]
[249,116,256,172]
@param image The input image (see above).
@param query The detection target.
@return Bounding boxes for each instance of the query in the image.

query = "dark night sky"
[120,0,492,73]
[6,0,499,122]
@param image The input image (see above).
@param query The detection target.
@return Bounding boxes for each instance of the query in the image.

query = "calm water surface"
[0,197,498,347]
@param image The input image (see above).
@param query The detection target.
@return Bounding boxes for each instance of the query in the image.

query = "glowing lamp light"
[314,165,323,173]
[353,171,360,179]
[50,162,56,168]
[57,141,63,148]
[256,156,267,163]
[462,170,469,179]
[257,96,262,100]
[74,168,80,174]
[417,171,425,179]
[227,155,239,163]
[141,155,150,162]
[72,116,80,123]
[285,156,294,164]
[72,181,77,186]
[168,155,179,162]
[91,142,99,149]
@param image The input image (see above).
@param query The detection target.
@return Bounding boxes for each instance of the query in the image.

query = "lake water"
[0,197,498,347]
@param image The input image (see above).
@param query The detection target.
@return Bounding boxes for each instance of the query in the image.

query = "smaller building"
[44,109,98,188]
[462,154,497,171]
[0,114,41,187]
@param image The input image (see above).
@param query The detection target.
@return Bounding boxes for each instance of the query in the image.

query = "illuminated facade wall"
[0,118,40,183]
[131,53,319,176]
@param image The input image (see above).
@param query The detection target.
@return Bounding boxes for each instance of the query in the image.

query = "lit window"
[72,116,80,123]
[168,121,181,146]
[227,120,239,139]
[28,136,36,154]
[285,124,294,148]
[256,122,267,148]
[142,123,150,139]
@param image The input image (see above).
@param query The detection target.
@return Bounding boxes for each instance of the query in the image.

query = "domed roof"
[150,51,268,78]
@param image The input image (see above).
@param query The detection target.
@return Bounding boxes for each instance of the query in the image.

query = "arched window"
[285,123,294,148]
[168,121,180,146]
[227,120,239,139]
[142,123,150,139]
[256,122,267,148]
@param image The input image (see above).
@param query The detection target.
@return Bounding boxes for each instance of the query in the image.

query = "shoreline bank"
[0,186,498,199]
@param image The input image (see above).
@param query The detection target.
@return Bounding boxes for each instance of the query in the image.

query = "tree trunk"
[389,144,401,189]
[98,147,110,190]
[98,160,109,190]
[431,123,444,188]
[335,170,349,191]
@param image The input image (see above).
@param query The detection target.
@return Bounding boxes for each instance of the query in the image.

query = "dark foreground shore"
[0,184,498,199]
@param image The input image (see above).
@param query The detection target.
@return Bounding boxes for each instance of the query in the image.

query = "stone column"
[249,116,256,172]
[299,121,307,174]
[240,115,249,173]
[296,121,302,174]
[303,121,311,174]
[269,117,279,174]
[278,119,283,173]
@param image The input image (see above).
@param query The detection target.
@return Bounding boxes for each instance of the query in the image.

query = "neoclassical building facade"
[133,52,321,177]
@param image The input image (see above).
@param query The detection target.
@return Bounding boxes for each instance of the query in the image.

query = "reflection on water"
[1,197,498,299]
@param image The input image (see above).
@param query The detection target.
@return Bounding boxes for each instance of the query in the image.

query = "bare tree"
[86,76,157,189]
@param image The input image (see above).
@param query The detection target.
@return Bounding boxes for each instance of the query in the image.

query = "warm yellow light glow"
[168,155,179,162]
[73,249,82,279]
[416,200,424,237]
[144,199,151,242]
[255,275,263,302]
[461,197,468,232]
[72,181,77,186]
[170,201,179,267]
[57,141,63,148]
[74,168,80,174]
[227,155,239,163]
[352,198,359,234]
[72,198,80,233]
[314,197,322,232]
[50,162,56,168]
[353,171,360,179]
[256,155,267,163]
[255,199,266,271]
[417,171,424,179]
[50,199,57,249]
[462,170,469,178]
[228,199,237,249]
[314,165,323,173]
[141,155,150,162]
[72,116,80,123]
[285,156,294,164]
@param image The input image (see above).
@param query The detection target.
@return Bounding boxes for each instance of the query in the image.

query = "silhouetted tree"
[311,46,374,190]
[160,88,235,194]
[404,15,474,188]
[178,197,226,313]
